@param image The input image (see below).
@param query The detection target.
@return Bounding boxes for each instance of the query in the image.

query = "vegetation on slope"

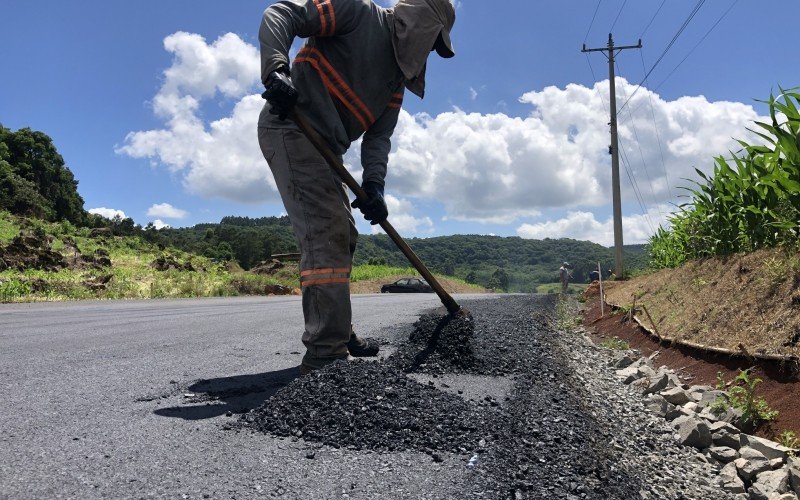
[650,88,800,268]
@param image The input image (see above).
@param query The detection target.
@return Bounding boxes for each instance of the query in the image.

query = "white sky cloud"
[516,206,671,246]
[88,207,126,220]
[147,202,188,219]
[151,219,171,230]
[371,194,434,235]
[119,31,764,243]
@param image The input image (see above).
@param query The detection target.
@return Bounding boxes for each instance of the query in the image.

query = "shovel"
[289,110,463,317]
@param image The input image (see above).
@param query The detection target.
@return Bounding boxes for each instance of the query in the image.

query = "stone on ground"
[709,446,738,463]
[740,434,791,462]
[660,387,691,406]
[676,418,712,449]
[748,467,791,500]
[719,461,746,494]
[736,447,772,481]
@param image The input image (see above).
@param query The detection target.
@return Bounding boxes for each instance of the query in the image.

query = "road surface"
[0,294,488,499]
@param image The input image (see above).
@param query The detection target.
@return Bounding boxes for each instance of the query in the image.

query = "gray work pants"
[258,127,358,366]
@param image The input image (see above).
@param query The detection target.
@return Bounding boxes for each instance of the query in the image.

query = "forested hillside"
[155,217,648,292]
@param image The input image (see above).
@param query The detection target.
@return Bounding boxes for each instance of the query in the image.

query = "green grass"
[600,337,631,351]
[0,211,20,243]
[351,264,418,282]
[0,212,481,302]
[536,283,588,295]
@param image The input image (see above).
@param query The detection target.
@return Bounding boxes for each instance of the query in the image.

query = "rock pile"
[611,352,800,499]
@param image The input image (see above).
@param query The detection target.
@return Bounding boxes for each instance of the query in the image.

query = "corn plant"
[650,87,800,268]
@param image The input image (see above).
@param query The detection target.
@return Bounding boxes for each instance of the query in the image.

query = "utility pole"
[582,34,641,279]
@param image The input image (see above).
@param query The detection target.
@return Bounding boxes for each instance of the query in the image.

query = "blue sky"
[1,1,796,244]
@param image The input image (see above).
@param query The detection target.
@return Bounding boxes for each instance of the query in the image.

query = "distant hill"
[160,217,649,292]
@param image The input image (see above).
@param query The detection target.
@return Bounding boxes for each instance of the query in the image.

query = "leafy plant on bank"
[650,87,800,268]
[711,368,779,428]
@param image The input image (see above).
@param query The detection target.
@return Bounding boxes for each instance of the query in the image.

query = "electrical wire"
[584,0,604,44]
[615,60,664,222]
[639,0,667,38]
[640,50,675,201]
[650,0,740,93]
[609,0,628,33]
[617,0,707,114]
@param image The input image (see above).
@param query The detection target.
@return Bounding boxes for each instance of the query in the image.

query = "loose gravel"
[244,295,734,499]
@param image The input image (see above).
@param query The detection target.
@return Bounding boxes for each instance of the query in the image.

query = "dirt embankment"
[603,247,800,358]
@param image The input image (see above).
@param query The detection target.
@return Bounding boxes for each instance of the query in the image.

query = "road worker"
[559,262,573,294]
[257,0,456,374]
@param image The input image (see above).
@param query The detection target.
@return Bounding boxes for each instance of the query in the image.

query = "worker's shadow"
[153,366,300,421]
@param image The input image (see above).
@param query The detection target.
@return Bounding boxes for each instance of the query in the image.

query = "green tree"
[0,125,85,223]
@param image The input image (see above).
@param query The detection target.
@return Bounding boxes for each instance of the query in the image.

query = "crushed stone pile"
[244,360,497,455]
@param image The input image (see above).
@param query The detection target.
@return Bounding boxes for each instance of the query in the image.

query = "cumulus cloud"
[151,219,171,230]
[120,31,763,238]
[371,195,434,235]
[516,206,671,246]
[147,203,188,219]
[117,32,272,203]
[89,207,127,220]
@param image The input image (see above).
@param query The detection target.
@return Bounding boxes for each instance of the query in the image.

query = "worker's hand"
[261,69,297,121]
[352,182,388,225]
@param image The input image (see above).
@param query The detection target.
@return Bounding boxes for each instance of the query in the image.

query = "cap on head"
[563,262,570,267]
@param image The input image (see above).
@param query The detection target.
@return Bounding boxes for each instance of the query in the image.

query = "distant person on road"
[588,270,600,283]
[559,262,573,294]
[257,0,456,374]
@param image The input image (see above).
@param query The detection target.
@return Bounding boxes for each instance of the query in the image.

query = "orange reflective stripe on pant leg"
[300,267,351,277]
[302,277,350,287]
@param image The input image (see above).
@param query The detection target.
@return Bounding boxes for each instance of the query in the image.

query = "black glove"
[352,182,388,225]
[261,69,297,120]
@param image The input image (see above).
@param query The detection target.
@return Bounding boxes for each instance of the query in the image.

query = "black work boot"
[346,331,380,357]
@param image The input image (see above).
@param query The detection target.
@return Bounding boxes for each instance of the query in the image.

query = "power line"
[615,59,664,222]
[639,0,666,38]
[651,0,740,92]
[609,0,628,33]
[640,50,674,201]
[618,0,707,114]
[584,0,604,44]
[618,134,656,234]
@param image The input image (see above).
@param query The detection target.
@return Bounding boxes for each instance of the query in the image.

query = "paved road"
[0,294,489,499]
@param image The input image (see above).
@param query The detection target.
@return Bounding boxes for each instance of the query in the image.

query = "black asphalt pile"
[400,313,480,373]
[392,297,557,376]
[244,360,497,455]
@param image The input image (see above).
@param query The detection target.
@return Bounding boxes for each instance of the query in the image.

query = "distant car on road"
[381,277,434,294]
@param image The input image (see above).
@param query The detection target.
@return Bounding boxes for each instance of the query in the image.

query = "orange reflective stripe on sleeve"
[387,92,404,110]
[312,0,336,36]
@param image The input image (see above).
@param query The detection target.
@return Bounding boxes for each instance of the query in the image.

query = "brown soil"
[583,287,800,438]
[349,275,488,295]
[0,232,68,271]
[603,247,800,358]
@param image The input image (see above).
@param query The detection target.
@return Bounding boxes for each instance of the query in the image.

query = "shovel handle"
[289,110,462,316]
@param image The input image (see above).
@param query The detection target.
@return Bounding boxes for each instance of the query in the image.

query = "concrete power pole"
[582,34,641,279]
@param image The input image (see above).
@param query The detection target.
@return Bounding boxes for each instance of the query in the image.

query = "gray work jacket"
[259,0,406,186]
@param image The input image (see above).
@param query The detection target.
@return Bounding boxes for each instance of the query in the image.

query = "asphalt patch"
[243,360,497,455]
